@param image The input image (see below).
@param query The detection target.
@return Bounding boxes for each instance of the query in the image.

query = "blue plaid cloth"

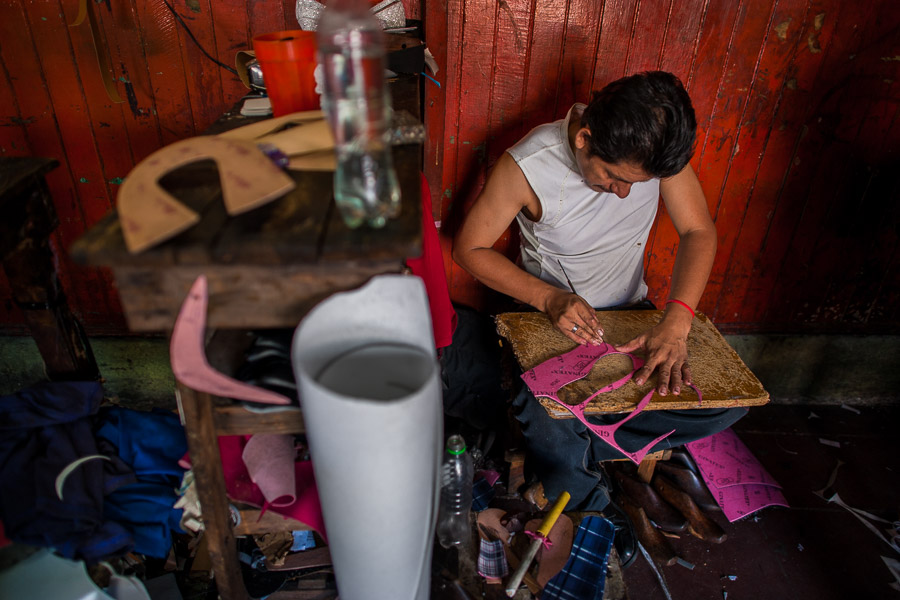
[472,476,496,512]
[477,538,509,579]
[541,515,615,600]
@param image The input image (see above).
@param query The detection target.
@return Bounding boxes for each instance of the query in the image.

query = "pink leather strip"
[520,343,645,400]
[521,342,703,464]
[170,275,292,405]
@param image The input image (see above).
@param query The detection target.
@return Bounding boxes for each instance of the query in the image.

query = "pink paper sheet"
[180,435,327,541]
[242,434,297,507]
[686,428,789,522]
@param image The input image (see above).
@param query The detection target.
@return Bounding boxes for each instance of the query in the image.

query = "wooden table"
[71,122,423,599]
[495,310,769,480]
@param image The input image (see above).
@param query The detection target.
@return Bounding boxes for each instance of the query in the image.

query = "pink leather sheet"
[686,428,788,522]
[522,343,702,464]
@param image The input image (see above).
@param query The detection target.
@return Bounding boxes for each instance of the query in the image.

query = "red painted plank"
[95,1,165,164]
[643,0,741,306]
[522,0,568,128]
[554,0,603,113]
[794,17,900,328]
[428,0,471,304]
[445,0,500,308]
[66,2,137,214]
[625,0,672,74]
[656,0,706,82]
[423,0,452,284]
[136,0,198,144]
[248,0,288,38]
[210,0,252,108]
[643,0,706,306]
[760,1,883,330]
[488,0,536,162]
[591,0,638,90]
[0,58,31,157]
[169,0,228,132]
[402,0,421,20]
[701,0,808,322]
[716,0,836,325]
[12,0,119,329]
[692,0,777,311]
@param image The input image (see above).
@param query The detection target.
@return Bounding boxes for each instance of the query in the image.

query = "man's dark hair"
[580,71,697,179]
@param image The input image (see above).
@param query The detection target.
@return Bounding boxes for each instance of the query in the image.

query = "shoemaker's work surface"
[495,311,768,416]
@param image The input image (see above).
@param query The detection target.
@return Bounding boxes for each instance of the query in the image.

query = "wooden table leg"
[177,381,248,600]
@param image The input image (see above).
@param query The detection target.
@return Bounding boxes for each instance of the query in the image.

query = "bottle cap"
[445,434,466,455]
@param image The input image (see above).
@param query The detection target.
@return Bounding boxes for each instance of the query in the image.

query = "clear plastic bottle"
[436,434,474,549]
[316,0,401,229]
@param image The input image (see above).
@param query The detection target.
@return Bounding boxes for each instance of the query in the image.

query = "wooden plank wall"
[424,0,900,334]
[0,0,420,335]
[0,0,897,336]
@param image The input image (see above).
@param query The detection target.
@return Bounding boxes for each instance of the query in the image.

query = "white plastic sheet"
[291,275,441,600]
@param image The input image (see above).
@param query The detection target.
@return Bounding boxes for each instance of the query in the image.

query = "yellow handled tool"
[505,491,571,597]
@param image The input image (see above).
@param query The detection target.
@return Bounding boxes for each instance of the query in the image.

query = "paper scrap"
[819,438,841,448]
[686,428,789,522]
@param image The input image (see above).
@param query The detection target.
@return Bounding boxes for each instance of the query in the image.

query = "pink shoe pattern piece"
[170,275,292,405]
[521,343,702,464]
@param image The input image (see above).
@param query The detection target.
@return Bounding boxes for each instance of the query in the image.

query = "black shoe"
[601,499,637,569]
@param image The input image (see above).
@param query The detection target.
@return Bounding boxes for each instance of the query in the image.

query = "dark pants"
[513,385,748,511]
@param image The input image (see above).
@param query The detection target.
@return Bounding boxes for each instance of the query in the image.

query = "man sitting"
[452,71,747,515]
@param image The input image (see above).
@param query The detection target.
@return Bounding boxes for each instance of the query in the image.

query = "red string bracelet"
[666,298,695,318]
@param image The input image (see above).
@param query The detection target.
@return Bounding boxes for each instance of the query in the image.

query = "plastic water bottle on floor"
[437,434,474,549]
[316,0,401,229]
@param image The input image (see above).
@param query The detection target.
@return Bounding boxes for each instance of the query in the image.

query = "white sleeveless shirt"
[508,104,660,308]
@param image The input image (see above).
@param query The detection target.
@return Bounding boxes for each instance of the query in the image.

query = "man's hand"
[544,289,604,346]
[614,313,693,396]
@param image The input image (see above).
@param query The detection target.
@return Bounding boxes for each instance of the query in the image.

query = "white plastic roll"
[291,275,442,600]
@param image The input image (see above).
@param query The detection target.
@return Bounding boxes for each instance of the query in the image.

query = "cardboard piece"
[117,136,295,254]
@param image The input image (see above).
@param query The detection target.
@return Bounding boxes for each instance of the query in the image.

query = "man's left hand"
[614,315,693,396]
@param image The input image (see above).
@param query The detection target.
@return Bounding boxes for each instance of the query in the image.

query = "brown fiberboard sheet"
[495,311,769,418]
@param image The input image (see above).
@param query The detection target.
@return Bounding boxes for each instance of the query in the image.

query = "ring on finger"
[571,325,579,333]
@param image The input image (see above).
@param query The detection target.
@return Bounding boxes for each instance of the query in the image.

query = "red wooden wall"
[1,0,898,336]
[0,0,419,335]
[423,0,900,334]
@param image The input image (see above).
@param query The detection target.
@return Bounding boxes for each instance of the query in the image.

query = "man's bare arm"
[452,153,603,345]
[615,164,717,395]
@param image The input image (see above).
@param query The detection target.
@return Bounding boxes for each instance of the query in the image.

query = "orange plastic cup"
[252,30,319,117]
